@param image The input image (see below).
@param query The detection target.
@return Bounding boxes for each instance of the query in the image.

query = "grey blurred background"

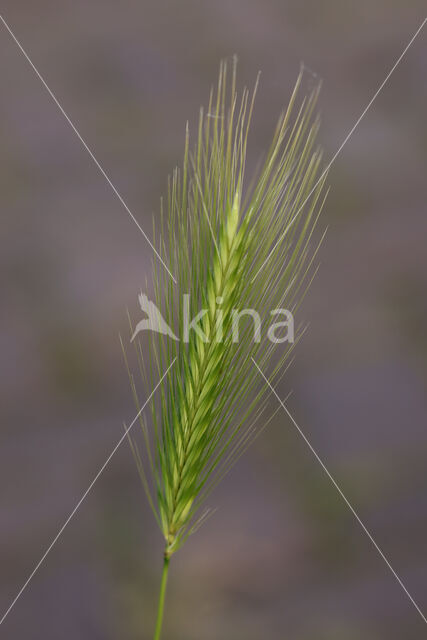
[1,1,427,638]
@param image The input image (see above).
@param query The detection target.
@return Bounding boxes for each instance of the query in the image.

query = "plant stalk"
[153,554,170,640]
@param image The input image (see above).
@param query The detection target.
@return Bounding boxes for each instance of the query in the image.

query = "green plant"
[123,58,327,639]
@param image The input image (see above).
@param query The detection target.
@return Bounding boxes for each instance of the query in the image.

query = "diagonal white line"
[0,358,176,626]
[251,16,427,283]
[251,357,427,626]
[0,13,177,284]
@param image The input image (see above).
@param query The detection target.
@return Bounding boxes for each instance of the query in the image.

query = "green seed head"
[124,58,326,555]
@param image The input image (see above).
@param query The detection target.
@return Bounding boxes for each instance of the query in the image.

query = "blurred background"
[1,1,427,638]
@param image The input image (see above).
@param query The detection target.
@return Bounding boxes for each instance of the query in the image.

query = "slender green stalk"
[153,554,170,640]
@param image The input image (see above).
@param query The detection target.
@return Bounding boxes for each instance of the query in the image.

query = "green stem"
[153,554,170,640]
